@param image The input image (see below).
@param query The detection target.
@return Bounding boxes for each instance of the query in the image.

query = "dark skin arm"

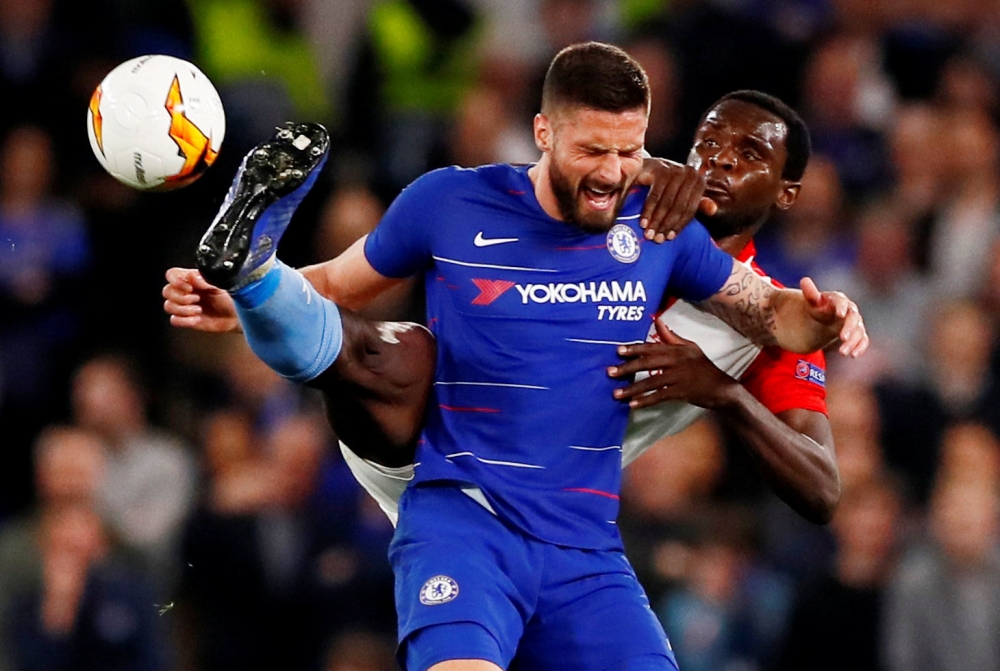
[609,319,841,524]
[307,312,434,468]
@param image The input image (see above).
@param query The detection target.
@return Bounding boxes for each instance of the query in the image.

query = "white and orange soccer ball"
[87,54,225,191]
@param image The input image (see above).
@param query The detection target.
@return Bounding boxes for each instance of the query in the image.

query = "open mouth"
[581,185,621,212]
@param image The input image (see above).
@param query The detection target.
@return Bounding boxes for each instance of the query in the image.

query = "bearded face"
[538,106,647,233]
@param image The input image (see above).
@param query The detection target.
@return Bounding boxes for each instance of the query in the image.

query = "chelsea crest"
[420,575,460,605]
[607,224,640,263]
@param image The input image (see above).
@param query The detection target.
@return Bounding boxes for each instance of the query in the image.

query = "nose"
[595,153,623,185]
[708,147,737,171]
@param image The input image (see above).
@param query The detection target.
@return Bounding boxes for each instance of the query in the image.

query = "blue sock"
[231,260,343,383]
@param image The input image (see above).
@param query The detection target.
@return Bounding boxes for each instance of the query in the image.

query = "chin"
[701,210,756,240]
[573,213,618,233]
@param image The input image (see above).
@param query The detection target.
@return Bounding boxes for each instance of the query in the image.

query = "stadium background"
[2,0,1000,669]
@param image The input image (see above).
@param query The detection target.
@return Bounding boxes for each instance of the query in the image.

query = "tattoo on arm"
[699,261,779,347]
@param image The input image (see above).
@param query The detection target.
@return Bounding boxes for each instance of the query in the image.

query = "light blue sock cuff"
[232,261,343,383]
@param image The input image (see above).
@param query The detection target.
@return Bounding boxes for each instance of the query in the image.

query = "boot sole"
[196,122,330,289]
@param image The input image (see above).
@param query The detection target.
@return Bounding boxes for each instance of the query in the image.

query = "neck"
[713,218,766,257]
[527,157,563,221]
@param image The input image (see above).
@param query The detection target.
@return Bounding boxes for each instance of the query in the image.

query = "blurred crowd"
[3,0,1000,669]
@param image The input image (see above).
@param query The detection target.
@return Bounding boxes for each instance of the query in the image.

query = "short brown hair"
[541,42,649,116]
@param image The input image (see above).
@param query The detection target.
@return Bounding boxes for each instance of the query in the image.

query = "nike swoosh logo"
[474,232,519,247]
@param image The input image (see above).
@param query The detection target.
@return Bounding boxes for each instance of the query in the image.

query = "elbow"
[807,471,842,525]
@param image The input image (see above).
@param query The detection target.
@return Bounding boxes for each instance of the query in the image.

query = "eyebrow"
[581,142,644,153]
[743,135,773,153]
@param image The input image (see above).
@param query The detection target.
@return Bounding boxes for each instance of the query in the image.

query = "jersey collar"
[735,240,757,264]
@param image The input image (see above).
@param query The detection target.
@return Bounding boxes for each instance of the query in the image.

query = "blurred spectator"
[883,478,1000,671]
[886,102,946,224]
[70,352,197,596]
[444,84,536,168]
[799,32,895,201]
[622,34,688,162]
[0,124,91,513]
[818,200,930,384]
[181,410,393,671]
[656,505,794,671]
[312,183,423,323]
[826,380,886,493]
[754,154,856,288]
[3,504,169,671]
[0,426,106,671]
[921,109,1000,301]
[342,0,482,196]
[185,0,333,168]
[758,378,887,582]
[876,300,1000,506]
[174,334,309,439]
[776,474,904,671]
[934,52,999,117]
[619,419,726,604]
[322,628,397,671]
[936,422,1000,491]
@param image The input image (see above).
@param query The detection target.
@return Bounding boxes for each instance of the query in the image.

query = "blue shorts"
[389,484,678,671]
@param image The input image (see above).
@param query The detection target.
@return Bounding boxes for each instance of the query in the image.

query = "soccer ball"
[87,54,225,191]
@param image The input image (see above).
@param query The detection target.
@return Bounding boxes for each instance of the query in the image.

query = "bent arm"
[713,383,841,524]
[698,260,849,354]
[299,235,404,311]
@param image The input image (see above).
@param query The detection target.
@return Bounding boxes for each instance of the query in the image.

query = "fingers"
[169,314,203,329]
[653,319,685,345]
[640,173,668,234]
[165,267,219,293]
[837,303,868,358]
[799,276,825,307]
[612,372,675,400]
[698,197,718,217]
[164,299,202,318]
[643,168,705,243]
[642,171,684,242]
[625,388,673,410]
[608,355,672,377]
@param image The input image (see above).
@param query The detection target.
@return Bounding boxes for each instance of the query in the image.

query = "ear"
[775,180,801,211]
[534,113,552,153]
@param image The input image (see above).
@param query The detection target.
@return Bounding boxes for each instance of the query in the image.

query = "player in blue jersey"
[164,43,866,671]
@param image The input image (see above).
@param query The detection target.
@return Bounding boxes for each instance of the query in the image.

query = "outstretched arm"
[163,234,402,332]
[699,259,868,358]
[610,320,840,524]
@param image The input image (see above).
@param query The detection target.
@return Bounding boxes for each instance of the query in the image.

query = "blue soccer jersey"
[365,164,732,550]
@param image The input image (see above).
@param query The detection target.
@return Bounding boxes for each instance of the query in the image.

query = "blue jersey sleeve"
[364,168,456,278]
[666,219,734,302]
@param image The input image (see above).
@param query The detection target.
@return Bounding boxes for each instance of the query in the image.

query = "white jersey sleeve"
[621,299,763,467]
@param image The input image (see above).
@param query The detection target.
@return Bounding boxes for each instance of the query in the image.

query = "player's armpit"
[298,235,404,311]
[697,258,780,348]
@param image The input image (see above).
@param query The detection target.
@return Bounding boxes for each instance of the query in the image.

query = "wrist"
[711,377,750,413]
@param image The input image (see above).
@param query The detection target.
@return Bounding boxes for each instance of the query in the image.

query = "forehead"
[698,99,789,150]
[553,106,648,144]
